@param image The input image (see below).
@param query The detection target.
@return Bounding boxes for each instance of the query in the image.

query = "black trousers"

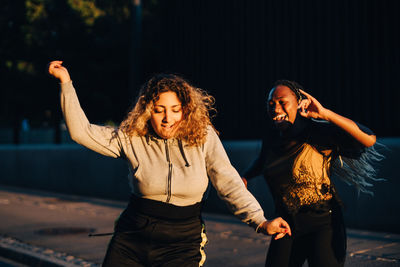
[102,196,207,267]
[266,207,346,267]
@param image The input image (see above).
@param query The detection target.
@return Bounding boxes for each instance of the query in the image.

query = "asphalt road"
[0,256,28,267]
[0,185,399,267]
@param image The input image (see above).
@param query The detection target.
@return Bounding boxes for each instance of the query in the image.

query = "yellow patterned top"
[282,143,333,213]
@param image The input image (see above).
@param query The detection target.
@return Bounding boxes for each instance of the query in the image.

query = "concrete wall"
[1,138,399,233]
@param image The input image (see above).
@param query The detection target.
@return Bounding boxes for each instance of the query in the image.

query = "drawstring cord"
[178,140,191,167]
[88,229,143,237]
[88,232,114,237]
[145,135,190,168]
[88,218,150,237]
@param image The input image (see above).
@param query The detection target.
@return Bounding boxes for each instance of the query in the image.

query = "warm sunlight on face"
[267,85,299,131]
[150,91,183,139]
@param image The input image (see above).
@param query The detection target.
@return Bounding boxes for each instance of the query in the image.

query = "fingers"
[48,61,63,68]
[268,218,291,234]
[280,219,291,236]
[299,89,322,108]
[47,60,71,83]
[48,61,63,74]
[298,89,319,108]
[299,89,313,99]
[298,109,310,118]
[259,218,292,238]
[274,232,286,240]
[298,99,310,118]
[275,220,291,236]
[273,218,291,233]
[297,98,310,110]
[48,60,63,68]
[298,103,306,114]
[271,218,291,240]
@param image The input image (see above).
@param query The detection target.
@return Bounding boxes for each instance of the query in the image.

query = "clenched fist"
[48,60,71,84]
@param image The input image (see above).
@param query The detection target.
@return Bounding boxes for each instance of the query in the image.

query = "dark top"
[243,116,373,215]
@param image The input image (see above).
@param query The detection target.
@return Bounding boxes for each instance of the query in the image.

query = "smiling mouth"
[272,114,288,123]
[161,123,177,130]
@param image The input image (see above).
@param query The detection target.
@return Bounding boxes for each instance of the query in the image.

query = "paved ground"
[0,256,28,267]
[0,185,399,267]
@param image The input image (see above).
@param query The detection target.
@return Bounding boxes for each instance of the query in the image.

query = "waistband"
[128,195,202,220]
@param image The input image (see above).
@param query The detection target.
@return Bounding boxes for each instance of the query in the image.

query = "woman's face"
[150,91,183,139]
[267,85,299,131]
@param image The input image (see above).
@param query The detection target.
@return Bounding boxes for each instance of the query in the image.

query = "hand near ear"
[297,89,328,120]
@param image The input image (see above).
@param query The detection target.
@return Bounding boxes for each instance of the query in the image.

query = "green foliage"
[0,0,161,129]
[67,0,105,26]
[25,0,47,23]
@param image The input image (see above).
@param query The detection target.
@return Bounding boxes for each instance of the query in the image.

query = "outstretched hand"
[297,89,328,120]
[48,61,71,84]
[257,217,291,240]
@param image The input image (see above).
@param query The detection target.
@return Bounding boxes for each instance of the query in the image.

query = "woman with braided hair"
[242,80,382,267]
[48,61,291,266]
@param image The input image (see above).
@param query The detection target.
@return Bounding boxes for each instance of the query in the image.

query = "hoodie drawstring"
[145,135,190,167]
[178,140,191,167]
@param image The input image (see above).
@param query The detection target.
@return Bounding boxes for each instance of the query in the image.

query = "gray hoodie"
[60,81,266,230]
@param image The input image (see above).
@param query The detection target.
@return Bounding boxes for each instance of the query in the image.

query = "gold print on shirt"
[282,144,332,213]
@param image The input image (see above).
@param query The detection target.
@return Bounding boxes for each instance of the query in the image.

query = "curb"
[0,235,99,267]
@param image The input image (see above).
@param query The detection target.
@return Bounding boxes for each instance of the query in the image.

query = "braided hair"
[273,80,306,103]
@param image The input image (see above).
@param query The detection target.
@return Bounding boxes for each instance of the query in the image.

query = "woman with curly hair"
[48,61,291,266]
[242,80,382,267]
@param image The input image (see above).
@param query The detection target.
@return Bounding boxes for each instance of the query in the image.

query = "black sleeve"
[311,120,374,158]
[241,136,269,180]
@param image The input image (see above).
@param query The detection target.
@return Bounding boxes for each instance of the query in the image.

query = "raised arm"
[298,89,376,147]
[48,61,124,158]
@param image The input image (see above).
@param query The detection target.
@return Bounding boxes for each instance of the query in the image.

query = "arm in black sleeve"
[312,120,375,158]
[242,137,269,180]
[336,122,374,150]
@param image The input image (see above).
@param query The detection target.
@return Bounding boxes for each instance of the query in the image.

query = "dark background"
[1,0,399,142]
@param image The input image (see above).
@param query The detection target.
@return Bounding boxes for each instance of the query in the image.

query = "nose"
[271,103,282,114]
[162,110,172,122]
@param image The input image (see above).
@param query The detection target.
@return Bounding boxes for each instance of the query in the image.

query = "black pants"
[266,208,346,267]
[102,196,207,267]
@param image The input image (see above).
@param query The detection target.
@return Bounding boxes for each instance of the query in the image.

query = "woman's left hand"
[297,89,328,120]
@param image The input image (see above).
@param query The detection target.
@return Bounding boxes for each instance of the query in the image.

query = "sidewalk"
[0,186,399,267]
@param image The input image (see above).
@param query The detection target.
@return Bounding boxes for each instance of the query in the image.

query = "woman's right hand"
[48,60,71,83]
[257,217,292,239]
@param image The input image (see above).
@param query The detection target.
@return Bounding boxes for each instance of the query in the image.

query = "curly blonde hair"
[119,74,216,146]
